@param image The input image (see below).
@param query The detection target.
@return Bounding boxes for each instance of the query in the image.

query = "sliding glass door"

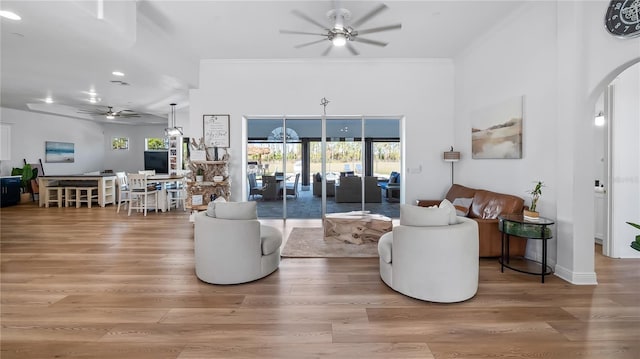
[247,116,401,219]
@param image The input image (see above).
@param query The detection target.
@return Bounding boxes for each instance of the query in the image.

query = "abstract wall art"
[471,96,523,159]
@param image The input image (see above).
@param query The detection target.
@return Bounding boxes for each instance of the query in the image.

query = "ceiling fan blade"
[295,38,328,49]
[280,29,326,36]
[346,42,359,56]
[356,23,402,35]
[351,4,388,28]
[353,37,388,47]
[291,9,328,30]
[321,45,333,56]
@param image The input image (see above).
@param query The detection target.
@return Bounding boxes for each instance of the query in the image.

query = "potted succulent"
[523,181,544,220]
[196,168,204,182]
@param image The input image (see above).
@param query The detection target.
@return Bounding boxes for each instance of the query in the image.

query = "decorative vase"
[523,209,539,221]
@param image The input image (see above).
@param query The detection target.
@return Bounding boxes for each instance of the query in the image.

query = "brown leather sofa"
[416,184,527,257]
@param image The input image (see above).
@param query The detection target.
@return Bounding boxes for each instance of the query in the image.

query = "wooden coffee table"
[323,211,393,244]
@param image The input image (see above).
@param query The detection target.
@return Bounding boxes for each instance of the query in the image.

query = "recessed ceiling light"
[44,97,53,104]
[0,10,21,21]
[88,90,97,96]
[112,71,125,77]
[89,98,97,104]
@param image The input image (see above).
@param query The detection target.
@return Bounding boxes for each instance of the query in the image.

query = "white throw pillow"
[439,199,458,224]
[205,196,227,217]
[400,204,450,226]
[214,201,257,220]
[452,197,473,216]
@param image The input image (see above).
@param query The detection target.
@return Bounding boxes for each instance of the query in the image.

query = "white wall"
[102,123,167,173]
[453,0,640,283]
[0,107,105,176]
[453,2,559,265]
[188,59,455,202]
[0,107,166,176]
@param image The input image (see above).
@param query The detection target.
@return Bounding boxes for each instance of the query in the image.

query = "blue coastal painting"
[45,141,74,163]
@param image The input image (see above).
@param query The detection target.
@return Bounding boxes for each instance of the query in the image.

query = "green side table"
[498,214,554,283]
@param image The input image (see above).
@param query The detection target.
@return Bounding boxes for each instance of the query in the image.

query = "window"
[145,137,167,150]
[372,141,400,178]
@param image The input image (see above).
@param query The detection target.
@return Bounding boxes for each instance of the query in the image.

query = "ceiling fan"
[78,106,141,119]
[280,1,401,56]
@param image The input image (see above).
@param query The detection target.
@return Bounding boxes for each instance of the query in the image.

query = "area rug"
[281,227,379,258]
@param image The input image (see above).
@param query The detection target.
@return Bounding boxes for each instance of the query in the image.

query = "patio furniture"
[334,176,381,203]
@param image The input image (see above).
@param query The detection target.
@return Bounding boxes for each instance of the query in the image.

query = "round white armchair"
[378,204,479,303]
[194,201,282,285]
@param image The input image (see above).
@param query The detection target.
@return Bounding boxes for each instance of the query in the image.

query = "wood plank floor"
[1,202,639,358]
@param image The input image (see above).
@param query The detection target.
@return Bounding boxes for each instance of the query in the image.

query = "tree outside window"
[146,138,167,150]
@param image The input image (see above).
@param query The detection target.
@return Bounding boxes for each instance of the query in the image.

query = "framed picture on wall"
[112,137,129,150]
[45,141,75,163]
[471,95,524,159]
[203,114,230,148]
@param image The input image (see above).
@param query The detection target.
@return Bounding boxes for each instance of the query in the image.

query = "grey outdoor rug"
[281,227,379,258]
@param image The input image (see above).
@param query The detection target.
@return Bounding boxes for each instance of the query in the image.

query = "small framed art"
[112,137,129,150]
[203,114,230,148]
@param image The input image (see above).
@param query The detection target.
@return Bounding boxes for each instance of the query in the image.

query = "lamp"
[594,111,605,126]
[165,103,182,136]
[443,146,461,185]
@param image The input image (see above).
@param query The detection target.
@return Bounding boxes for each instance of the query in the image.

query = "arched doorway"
[589,59,640,259]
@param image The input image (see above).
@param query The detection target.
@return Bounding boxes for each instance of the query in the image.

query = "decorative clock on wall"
[605,0,640,38]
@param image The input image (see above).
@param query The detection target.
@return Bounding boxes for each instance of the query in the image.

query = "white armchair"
[378,204,479,303]
[194,201,282,284]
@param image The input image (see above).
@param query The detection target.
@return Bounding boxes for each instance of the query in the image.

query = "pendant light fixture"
[165,103,182,136]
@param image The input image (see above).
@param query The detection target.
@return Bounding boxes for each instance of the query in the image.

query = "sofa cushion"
[400,204,450,226]
[389,171,400,184]
[452,197,473,216]
[205,197,227,217]
[439,199,458,224]
[214,201,257,220]
[378,232,393,263]
[260,224,282,255]
[470,190,524,219]
[445,184,477,203]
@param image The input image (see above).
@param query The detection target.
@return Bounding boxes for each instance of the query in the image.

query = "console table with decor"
[498,214,554,283]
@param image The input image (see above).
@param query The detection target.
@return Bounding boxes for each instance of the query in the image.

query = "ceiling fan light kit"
[77,105,141,119]
[280,2,401,56]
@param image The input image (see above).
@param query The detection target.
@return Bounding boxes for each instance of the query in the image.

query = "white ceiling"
[0,0,524,125]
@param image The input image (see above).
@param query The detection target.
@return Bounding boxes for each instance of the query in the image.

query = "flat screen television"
[144,151,168,174]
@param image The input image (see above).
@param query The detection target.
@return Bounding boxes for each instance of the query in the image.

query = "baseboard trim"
[554,264,598,285]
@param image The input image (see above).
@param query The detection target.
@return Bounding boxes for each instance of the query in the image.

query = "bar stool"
[65,187,78,207]
[76,187,98,208]
[45,186,64,208]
